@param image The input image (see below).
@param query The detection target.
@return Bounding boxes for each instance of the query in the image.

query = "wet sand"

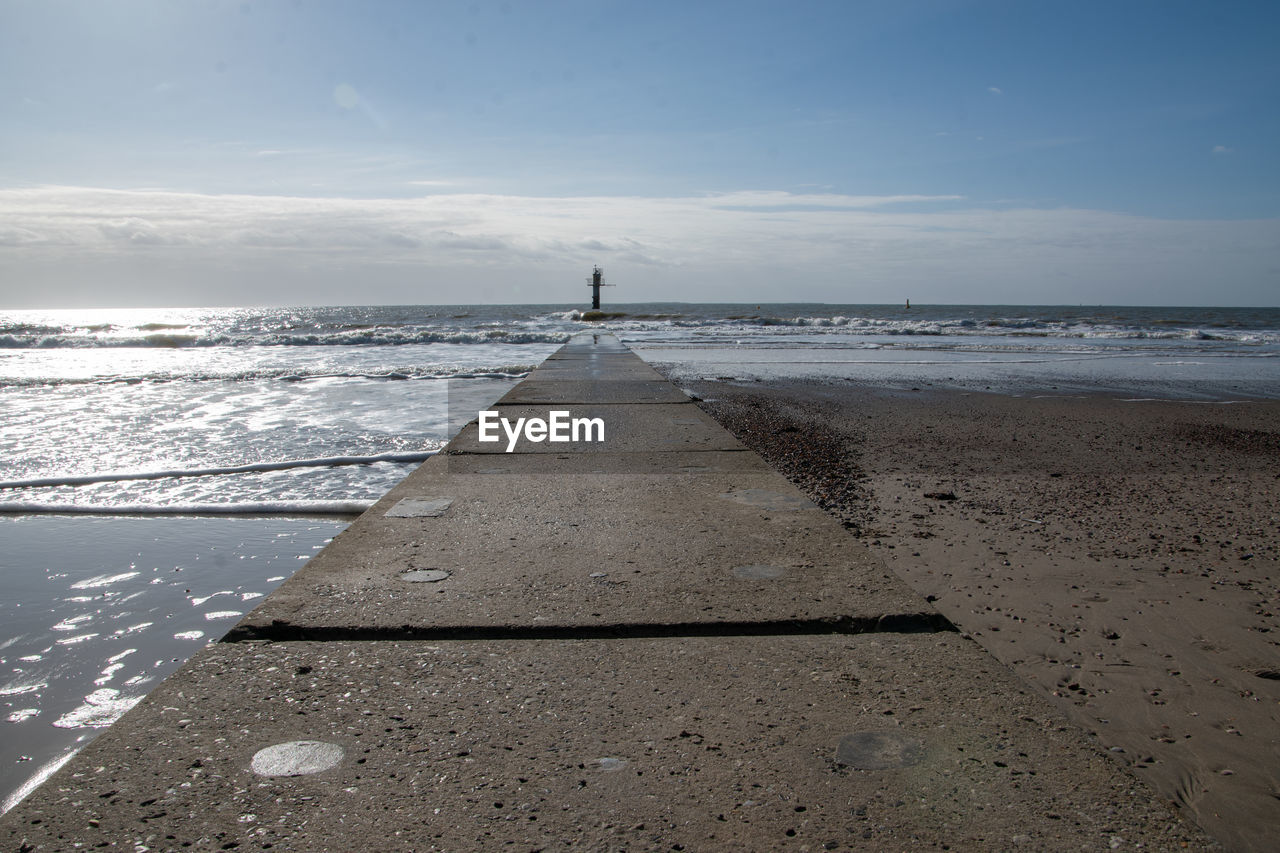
[685,379,1280,852]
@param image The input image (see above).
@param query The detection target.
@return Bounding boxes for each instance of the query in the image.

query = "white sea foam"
[70,572,140,589]
[52,688,141,729]
[3,305,1277,357]
[94,663,125,686]
[0,328,571,349]
[190,591,234,607]
[203,610,243,621]
[0,683,46,697]
[0,451,438,490]
[54,633,98,645]
[0,365,535,389]
[0,500,374,516]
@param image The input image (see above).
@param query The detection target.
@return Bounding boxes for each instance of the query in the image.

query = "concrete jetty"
[2,334,1211,850]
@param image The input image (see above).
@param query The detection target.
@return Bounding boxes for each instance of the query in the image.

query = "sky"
[1,0,1278,308]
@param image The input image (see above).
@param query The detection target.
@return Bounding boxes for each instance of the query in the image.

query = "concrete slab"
[540,349,642,362]
[448,404,747,454]
[532,353,660,367]
[230,461,932,637]
[384,497,454,517]
[0,635,1209,851]
[495,378,691,405]
[440,449,771,475]
[527,359,666,381]
[552,332,631,353]
[530,358,665,379]
[523,367,669,385]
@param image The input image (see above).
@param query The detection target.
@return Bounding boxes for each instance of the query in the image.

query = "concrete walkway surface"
[1,334,1213,851]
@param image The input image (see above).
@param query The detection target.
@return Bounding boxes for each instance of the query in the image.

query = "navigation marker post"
[587,265,615,310]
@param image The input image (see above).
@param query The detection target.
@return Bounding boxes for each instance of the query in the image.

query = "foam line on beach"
[0,368,532,388]
[1117,398,1258,404]
[0,500,373,517]
[0,452,439,490]
[1,749,78,816]
[659,353,1160,366]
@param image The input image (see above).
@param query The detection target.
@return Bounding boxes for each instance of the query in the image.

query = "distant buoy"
[905,298,910,310]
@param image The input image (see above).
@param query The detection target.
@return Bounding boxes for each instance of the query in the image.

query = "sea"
[2,302,1278,811]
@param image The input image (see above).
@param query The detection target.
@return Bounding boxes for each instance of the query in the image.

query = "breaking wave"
[0,329,571,349]
[5,305,1277,351]
[0,365,535,388]
[595,314,1280,344]
[0,451,439,491]
[551,307,1280,345]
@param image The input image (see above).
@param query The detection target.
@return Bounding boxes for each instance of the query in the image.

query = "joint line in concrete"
[220,612,956,644]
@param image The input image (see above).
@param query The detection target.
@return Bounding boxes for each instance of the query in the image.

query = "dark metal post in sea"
[586,265,613,309]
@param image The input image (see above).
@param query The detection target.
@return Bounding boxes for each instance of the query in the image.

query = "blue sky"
[2,0,1278,307]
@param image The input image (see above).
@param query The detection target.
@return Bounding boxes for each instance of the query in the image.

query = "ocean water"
[2,301,1278,811]
[620,303,1280,399]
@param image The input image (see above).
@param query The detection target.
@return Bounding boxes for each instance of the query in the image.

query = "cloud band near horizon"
[1,186,1276,307]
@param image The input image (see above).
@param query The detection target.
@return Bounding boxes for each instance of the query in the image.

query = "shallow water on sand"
[0,516,346,813]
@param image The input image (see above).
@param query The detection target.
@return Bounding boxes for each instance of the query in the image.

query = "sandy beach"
[684,378,1280,852]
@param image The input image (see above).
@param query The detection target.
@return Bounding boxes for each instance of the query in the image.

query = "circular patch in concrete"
[835,732,923,770]
[719,489,812,512]
[400,569,451,583]
[732,564,788,580]
[251,740,345,777]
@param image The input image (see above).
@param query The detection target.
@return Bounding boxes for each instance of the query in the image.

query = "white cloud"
[987,86,1004,95]
[1212,145,1234,155]
[702,191,962,209]
[0,186,1276,306]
